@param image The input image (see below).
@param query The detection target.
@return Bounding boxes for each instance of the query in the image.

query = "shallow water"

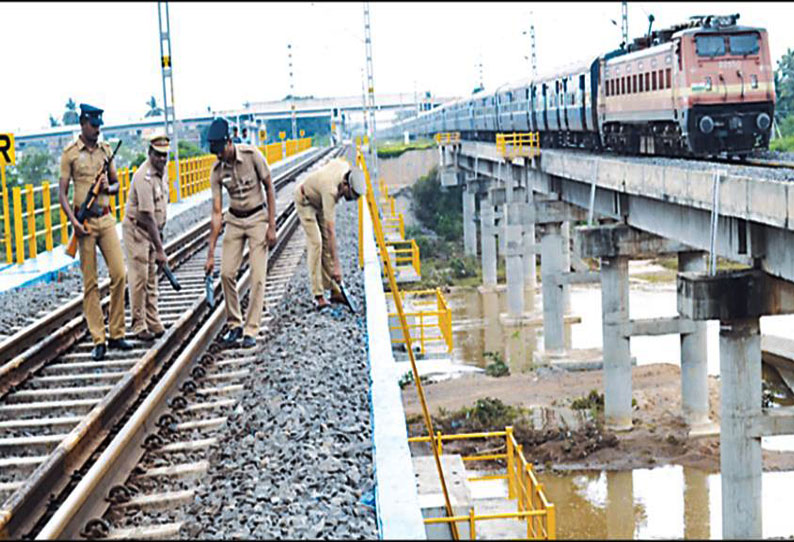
[537,465,794,539]
[446,278,794,537]
[448,281,794,453]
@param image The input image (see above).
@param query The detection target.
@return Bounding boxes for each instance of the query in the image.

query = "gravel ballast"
[179,198,378,539]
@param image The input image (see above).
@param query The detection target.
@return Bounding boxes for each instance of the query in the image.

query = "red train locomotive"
[389,14,776,159]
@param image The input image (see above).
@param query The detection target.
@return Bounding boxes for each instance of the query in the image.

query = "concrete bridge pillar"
[462,184,477,257]
[480,195,497,289]
[561,221,572,312]
[505,188,525,318]
[600,255,633,431]
[719,316,762,539]
[677,269,794,540]
[523,188,537,291]
[678,251,710,427]
[539,221,565,352]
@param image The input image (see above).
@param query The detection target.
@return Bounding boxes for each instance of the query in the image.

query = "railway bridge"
[435,134,794,539]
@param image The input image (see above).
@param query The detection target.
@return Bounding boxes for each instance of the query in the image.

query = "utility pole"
[157,1,181,201]
[621,0,629,46]
[363,1,378,177]
[288,43,297,140]
[360,68,368,138]
[530,16,537,78]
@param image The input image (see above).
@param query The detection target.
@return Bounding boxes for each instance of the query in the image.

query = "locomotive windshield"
[695,35,726,56]
[729,33,760,56]
[695,32,761,57]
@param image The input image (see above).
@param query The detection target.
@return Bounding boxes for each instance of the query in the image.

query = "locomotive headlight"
[756,113,771,131]
[705,76,712,91]
[699,115,715,134]
[751,75,758,89]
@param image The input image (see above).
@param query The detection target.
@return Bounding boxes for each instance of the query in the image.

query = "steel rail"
[0,145,336,540]
[0,146,323,397]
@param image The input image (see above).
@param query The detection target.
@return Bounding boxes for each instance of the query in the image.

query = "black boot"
[108,337,134,350]
[221,327,243,345]
[92,343,106,361]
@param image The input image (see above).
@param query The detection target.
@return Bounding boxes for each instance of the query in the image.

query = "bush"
[410,167,462,242]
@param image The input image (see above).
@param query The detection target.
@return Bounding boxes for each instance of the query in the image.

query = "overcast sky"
[2,2,792,133]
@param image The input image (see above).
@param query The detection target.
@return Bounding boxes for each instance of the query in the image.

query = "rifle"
[159,262,182,291]
[65,140,123,258]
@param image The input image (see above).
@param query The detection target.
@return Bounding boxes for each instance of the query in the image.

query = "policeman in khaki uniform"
[294,158,365,309]
[122,132,171,341]
[58,104,133,361]
[204,118,277,348]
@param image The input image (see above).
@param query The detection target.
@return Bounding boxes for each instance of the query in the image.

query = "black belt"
[228,204,266,219]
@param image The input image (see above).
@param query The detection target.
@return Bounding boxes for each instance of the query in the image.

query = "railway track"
[0,145,343,539]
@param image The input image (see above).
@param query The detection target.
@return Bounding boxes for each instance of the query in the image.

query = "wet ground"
[404,260,794,538]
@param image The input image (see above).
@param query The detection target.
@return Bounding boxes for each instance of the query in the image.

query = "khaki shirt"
[125,158,168,230]
[210,144,271,212]
[297,158,350,220]
[60,137,113,209]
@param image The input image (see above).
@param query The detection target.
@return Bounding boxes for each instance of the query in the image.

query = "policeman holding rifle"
[58,104,132,361]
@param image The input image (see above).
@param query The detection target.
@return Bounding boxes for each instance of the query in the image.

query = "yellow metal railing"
[435,132,461,145]
[357,142,461,539]
[382,212,405,240]
[496,132,541,159]
[386,288,453,354]
[1,137,312,265]
[408,427,556,540]
[385,238,421,277]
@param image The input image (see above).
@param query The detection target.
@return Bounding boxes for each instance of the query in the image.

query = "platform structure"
[0,146,319,295]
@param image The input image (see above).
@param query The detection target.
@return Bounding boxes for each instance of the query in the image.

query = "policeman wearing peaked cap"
[204,118,277,348]
[294,157,365,309]
[58,103,133,361]
[122,131,171,342]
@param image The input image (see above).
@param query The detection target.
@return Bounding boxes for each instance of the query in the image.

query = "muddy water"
[447,278,794,538]
[537,466,794,539]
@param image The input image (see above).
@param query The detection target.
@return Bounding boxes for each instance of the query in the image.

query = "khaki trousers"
[221,211,269,337]
[77,213,126,344]
[122,220,164,335]
[294,188,341,298]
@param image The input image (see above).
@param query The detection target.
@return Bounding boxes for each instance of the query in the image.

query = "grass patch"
[484,351,510,377]
[770,135,794,153]
[377,138,435,159]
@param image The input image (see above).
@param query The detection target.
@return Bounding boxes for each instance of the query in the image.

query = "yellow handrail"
[408,427,556,540]
[0,137,313,265]
[434,132,461,145]
[496,132,541,159]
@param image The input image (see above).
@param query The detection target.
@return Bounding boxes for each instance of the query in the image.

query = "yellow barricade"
[0,137,313,264]
[386,288,453,354]
[496,132,540,159]
[434,132,461,145]
[408,427,556,540]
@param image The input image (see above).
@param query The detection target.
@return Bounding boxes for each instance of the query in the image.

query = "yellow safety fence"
[408,427,556,540]
[0,137,312,265]
[386,288,453,354]
[385,239,421,277]
[435,132,461,145]
[496,132,541,159]
[357,142,462,539]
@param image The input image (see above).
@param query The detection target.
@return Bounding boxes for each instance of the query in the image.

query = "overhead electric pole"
[530,17,537,77]
[157,1,181,201]
[288,43,297,140]
[360,68,368,138]
[363,1,378,177]
[621,1,629,46]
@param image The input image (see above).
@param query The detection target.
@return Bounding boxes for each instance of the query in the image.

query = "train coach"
[388,13,775,159]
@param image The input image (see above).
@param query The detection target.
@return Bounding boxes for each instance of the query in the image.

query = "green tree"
[178,140,204,158]
[6,149,56,187]
[144,96,163,118]
[49,115,60,128]
[62,98,79,126]
[410,166,462,242]
[775,48,794,136]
